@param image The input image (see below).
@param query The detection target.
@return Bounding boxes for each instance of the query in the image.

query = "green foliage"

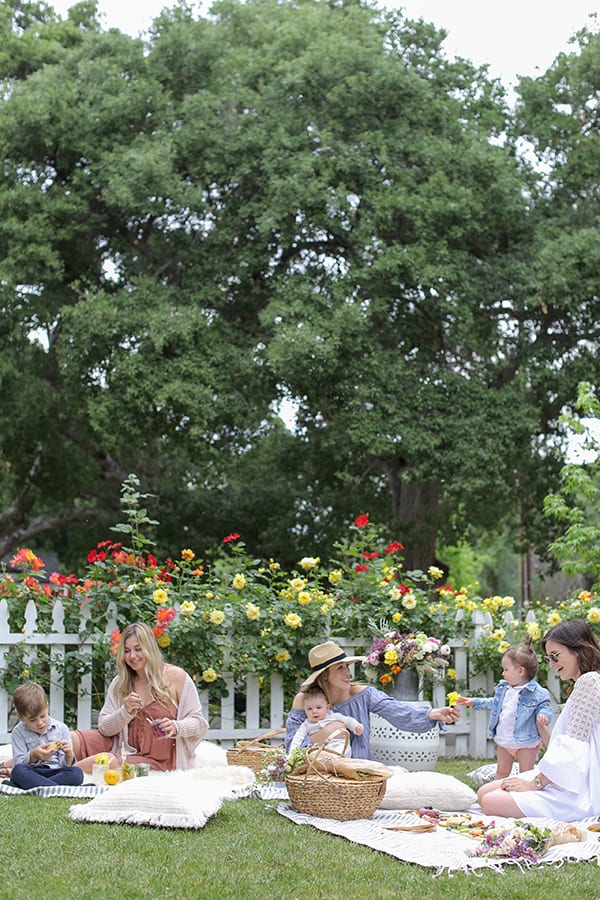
[544,383,600,587]
[0,0,598,588]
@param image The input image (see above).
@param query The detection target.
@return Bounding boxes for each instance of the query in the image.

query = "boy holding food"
[10,681,83,789]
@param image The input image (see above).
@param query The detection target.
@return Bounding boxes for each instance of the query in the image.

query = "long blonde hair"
[114,622,174,709]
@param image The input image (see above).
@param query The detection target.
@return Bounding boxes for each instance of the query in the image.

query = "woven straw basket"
[285,771,387,821]
[226,728,286,774]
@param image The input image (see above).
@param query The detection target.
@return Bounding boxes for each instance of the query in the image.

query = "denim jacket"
[473,678,552,744]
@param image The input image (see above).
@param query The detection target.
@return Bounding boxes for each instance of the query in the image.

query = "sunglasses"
[543,650,563,664]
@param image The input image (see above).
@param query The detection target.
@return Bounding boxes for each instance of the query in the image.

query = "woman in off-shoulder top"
[285,640,459,759]
[478,618,600,822]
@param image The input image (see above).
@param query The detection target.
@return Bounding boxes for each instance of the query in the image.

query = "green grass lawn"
[2,758,600,899]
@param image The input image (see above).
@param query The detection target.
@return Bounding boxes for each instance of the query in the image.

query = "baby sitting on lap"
[288,686,363,756]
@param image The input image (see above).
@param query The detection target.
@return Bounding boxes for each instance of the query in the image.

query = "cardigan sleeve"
[97,677,134,737]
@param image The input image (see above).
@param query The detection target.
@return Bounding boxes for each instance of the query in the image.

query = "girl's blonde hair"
[114,622,174,710]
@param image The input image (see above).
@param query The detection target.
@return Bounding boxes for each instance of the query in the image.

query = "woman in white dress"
[477,618,600,822]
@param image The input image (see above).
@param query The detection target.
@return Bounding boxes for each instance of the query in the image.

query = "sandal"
[0,766,12,778]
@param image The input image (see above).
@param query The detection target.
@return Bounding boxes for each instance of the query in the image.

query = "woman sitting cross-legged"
[72,621,208,773]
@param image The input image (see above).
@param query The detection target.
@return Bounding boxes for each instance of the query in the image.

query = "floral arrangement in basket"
[362,620,451,689]
[256,748,307,783]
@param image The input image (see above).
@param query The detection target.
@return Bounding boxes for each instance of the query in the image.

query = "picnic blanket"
[0,781,106,798]
[276,805,600,874]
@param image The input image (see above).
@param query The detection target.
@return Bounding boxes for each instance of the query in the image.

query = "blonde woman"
[72,622,208,772]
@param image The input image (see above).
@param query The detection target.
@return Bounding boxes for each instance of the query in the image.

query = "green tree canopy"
[0,0,598,571]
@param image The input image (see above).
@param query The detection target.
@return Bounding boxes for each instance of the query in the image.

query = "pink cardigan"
[98,669,209,770]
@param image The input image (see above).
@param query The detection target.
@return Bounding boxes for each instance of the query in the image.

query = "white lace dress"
[515,670,600,822]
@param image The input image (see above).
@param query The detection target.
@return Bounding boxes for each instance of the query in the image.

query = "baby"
[288,686,364,756]
[457,641,552,778]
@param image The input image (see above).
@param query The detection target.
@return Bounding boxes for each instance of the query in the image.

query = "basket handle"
[235,727,286,749]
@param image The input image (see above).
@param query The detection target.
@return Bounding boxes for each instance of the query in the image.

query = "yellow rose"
[328,570,342,585]
[289,577,306,592]
[297,591,311,605]
[548,611,562,626]
[232,573,246,590]
[384,649,399,666]
[525,621,541,640]
[392,612,402,623]
[447,668,457,680]
[275,650,290,663]
[157,635,170,648]
[498,641,510,653]
[428,566,444,580]
[181,548,195,561]
[447,691,460,707]
[153,588,168,605]
[299,556,320,571]
[209,609,225,625]
[180,600,196,616]
[205,591,214,599]
[587,607,600,624]
[246,603,261,621]
[401,592,417,610]
[284,612,302,629]
[388,587,401,602]
[202,667,218,683]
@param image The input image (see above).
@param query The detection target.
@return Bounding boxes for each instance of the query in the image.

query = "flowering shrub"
[362,624,451,689]
[2,482,600,717]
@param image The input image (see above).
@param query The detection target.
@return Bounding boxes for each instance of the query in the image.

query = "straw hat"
[300,641,365,689]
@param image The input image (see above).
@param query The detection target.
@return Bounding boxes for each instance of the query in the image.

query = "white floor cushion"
[69,765,255,829]
[379,770,476,811]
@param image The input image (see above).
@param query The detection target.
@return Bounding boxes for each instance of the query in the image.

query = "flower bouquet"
[362,621,451,690]
[469,821,552,863]
[257,748,307,783]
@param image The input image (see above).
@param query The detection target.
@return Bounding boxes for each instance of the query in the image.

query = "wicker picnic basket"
[284,737,389,821]
[226,728,286,774]
[285,771,387,821]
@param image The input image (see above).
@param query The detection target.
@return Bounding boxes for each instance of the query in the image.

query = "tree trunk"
[378,457,443,571]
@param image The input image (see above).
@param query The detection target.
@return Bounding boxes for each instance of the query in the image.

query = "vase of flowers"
[362,626,451,693]
[363,624,451,769]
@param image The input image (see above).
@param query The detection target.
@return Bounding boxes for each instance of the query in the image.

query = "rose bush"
[1,478,598,714]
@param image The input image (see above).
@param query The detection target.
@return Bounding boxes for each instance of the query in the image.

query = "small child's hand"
[536,714,549,726]
[456,696,474,707]
[354,723,364,736]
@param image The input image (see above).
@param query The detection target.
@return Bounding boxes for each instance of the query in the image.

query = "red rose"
[354,514,369,528]
[385,541,404,554]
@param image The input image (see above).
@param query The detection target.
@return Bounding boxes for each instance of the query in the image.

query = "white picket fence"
[0,598,561,757]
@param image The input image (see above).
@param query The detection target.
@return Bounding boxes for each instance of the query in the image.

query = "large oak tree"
[0,0,597,569]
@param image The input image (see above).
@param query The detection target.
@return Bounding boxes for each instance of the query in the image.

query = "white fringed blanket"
[276,806,600,874]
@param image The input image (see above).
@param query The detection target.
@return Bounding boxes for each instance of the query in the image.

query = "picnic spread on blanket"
[3,739,600,873]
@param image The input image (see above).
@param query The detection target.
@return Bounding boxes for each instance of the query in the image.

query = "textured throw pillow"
[69,766,255,829]
[379,771,476,811]
[467,762,519,788]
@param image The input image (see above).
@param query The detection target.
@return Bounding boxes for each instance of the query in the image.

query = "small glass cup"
[135,763,150,777]
[150,719,166,738]
[92,762,109,785]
